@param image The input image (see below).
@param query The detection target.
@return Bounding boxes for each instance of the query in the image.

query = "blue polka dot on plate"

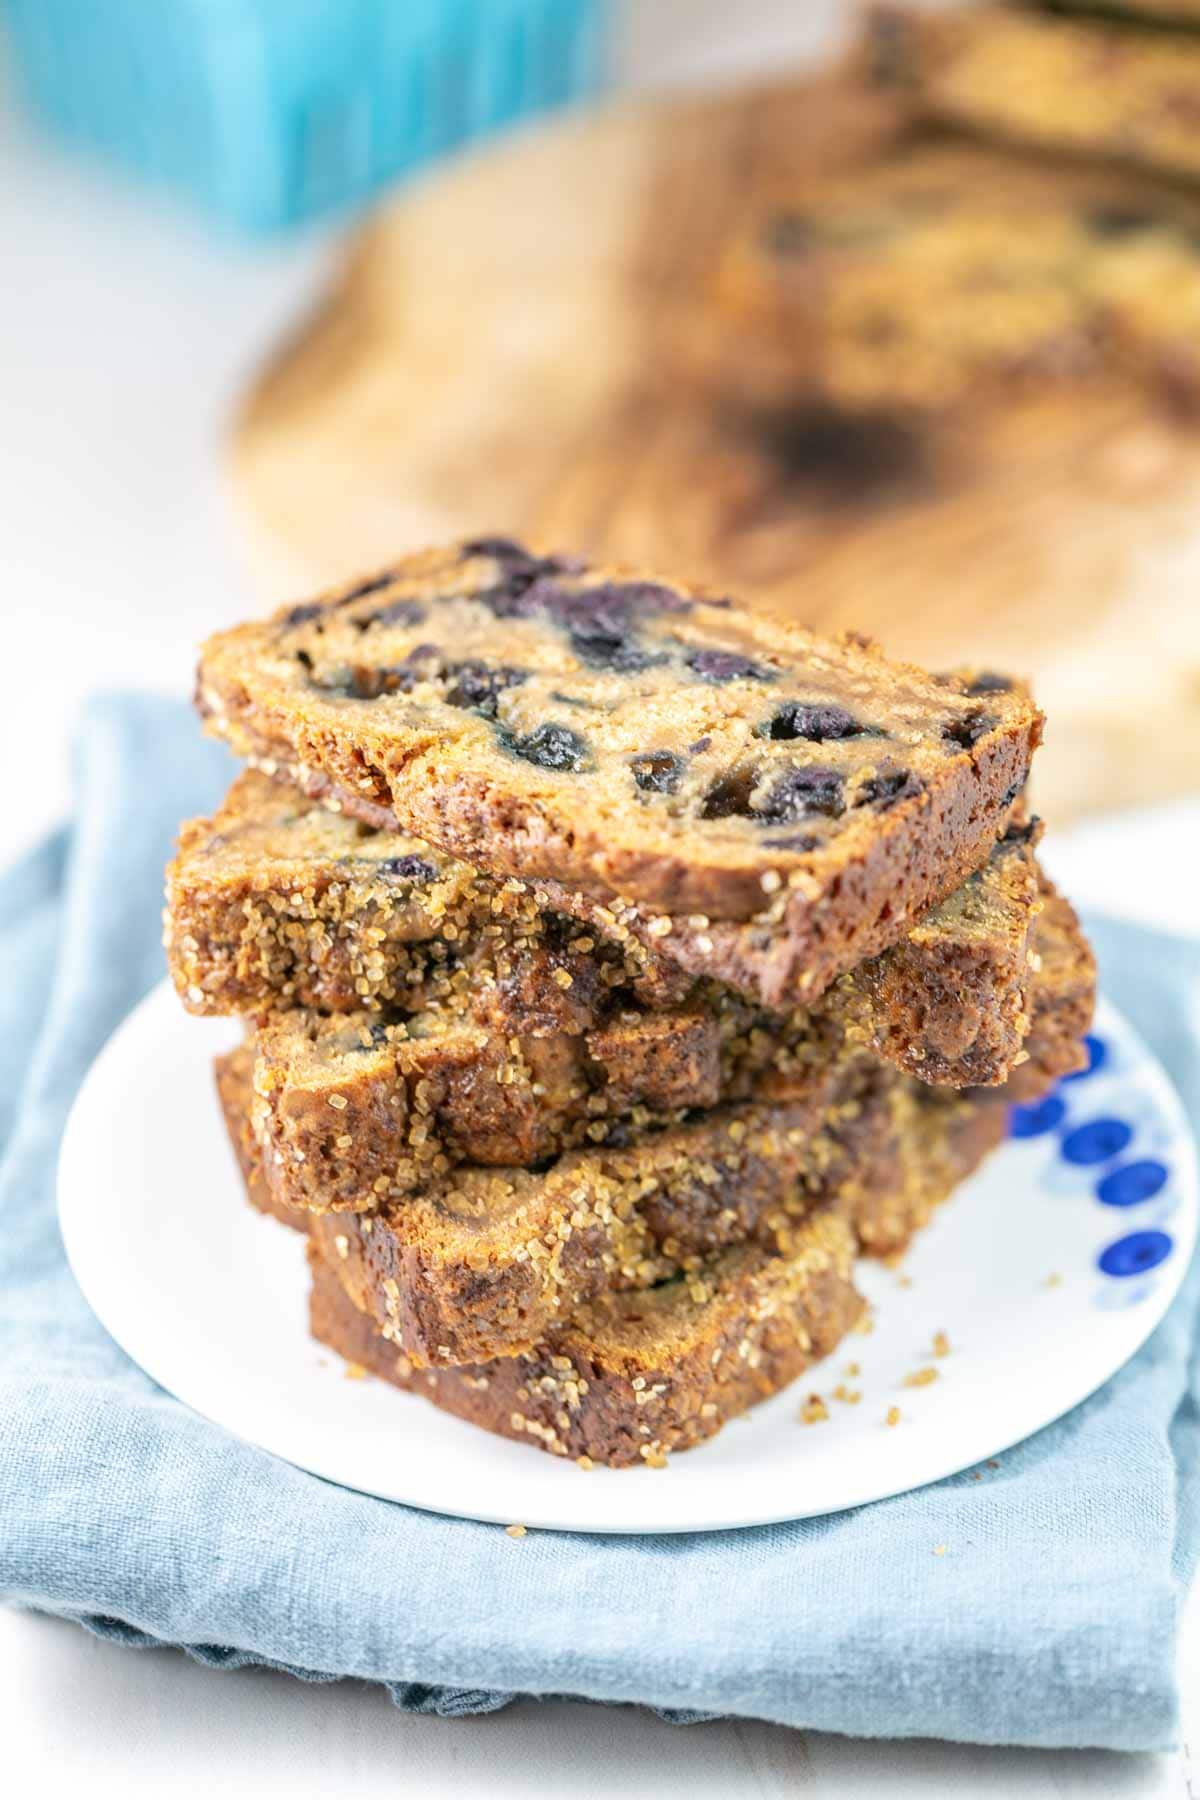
[1096,1160,1168,1208]
[1010,1093,1066,1139]
[1061,1117,1132,1165]
[1098,1230,1173,1278]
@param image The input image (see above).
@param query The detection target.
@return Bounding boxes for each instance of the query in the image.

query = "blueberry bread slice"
[247,996,836,1215]
[867,6,1200,191]
[169,772,1045,1096]
[205,1037,872,1363]
[245,821,1041,1218]
[196,538,1041,1001]
[302,1069,1000,1367]
[302,1088,1006,1465]
[165,770,681,1019]
[715,143,1200,415]
[307,1223,862,1467]
[223,1041,1010,1300]
[305,1084,880,1366]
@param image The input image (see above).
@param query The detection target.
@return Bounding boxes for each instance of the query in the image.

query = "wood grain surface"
[231,70,1199,824]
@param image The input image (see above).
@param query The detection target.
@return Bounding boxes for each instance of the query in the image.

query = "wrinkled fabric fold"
[0,694,1197,1751]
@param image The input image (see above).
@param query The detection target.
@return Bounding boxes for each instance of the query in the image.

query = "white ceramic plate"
[59,982,1196,1535]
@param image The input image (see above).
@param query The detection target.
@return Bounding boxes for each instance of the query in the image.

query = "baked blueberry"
[943,710,995,750]
[511,580,684,672]
[558,580,684,629]
[856,767,923,809]
[700,770,756,820]
[500,722,592,772]
[997,817,1039,853]
[443,661,527,716]
[765,212,813,257]
[688,648,772,683]
[1086,205,1158,239]
[355,597,427,630]
[567,621,663,674]
[470,545,583,619]
[757,766,844,821]
[462,536,541,568]
[760,701,868,742]
[373,854,439,884]
[630,751,684,795]
[349,1021,393,1053]
[340,573,395,605]
[283,602,324,628]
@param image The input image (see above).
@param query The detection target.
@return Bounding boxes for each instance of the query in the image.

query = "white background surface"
[2,1,1198,1791]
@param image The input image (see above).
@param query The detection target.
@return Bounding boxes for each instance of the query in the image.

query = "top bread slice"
[196,538,1042,1006]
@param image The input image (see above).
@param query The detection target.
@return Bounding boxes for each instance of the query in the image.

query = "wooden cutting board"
[231,70,1198,825]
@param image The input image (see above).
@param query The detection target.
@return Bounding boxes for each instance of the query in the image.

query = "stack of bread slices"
[165,537,1095,1469]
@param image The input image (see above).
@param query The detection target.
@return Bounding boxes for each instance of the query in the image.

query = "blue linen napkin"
[2,693,1198,1751]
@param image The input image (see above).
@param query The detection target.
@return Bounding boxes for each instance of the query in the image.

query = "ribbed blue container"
[1,0,609,233]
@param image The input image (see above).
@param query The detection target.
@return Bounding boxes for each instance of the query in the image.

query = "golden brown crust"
[166,771,681,1018]
[236,832,1086,1228]
[837,1083,1009,1259]
[195,538,1041,1003]
[247,999,845,1216]
[245,1051,869,1363]
[309,1082,883,1366]
[169,770,1046,1097]
[1000,884,1096,1102]
[219,1044,1011,1365]
[213,1046,307,1231]
[231,849,1073,1238]
[307,1224,864,1466]
[302,1085,1008,1463]
[831,817,1043,1086]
